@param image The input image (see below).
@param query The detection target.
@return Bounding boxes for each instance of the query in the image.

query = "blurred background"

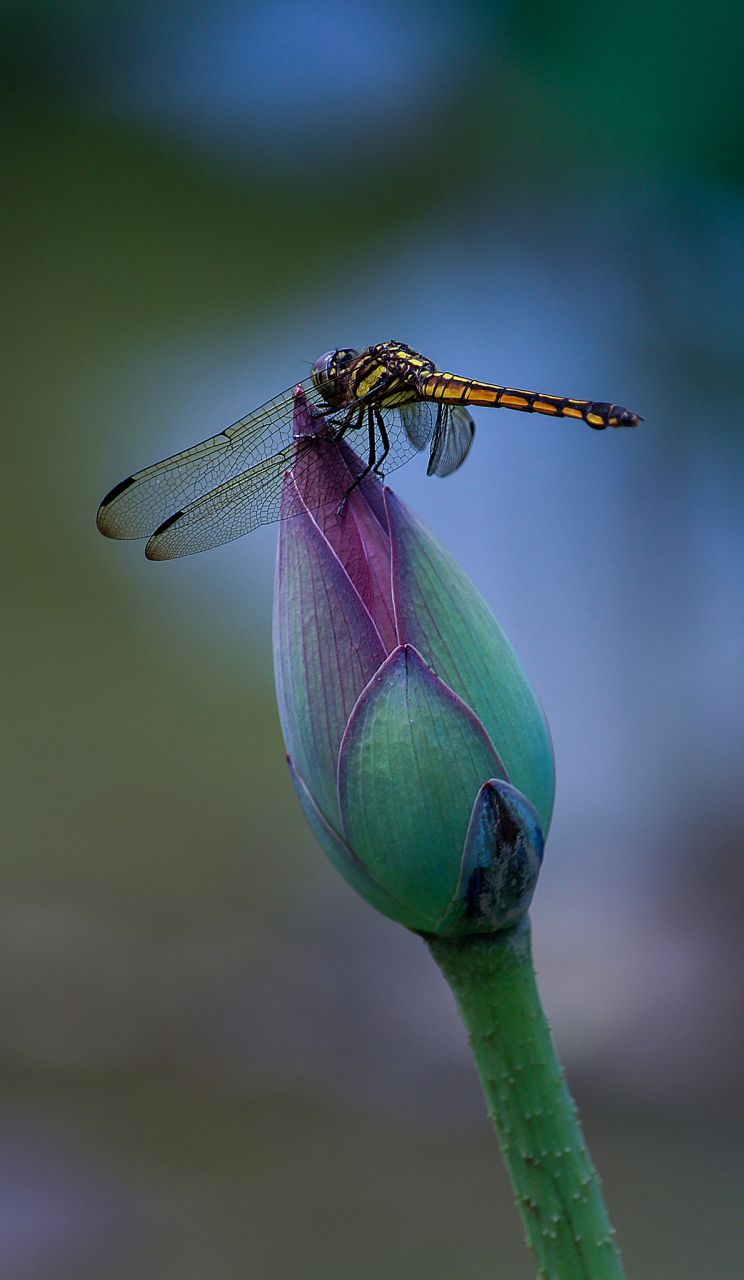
[1,0,744,1275]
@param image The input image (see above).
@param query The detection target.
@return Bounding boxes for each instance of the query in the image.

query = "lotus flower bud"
[273,390,553,936]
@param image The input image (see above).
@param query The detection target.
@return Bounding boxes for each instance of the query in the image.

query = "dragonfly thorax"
[310,348,359,408]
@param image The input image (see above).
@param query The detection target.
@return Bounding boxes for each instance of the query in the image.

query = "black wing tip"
[100,475,136,508]
[152,509,184,537]
[97,475,136,536]
[145,509,184,560]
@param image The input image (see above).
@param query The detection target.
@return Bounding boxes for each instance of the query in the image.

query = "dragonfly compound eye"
[311,348,359,406]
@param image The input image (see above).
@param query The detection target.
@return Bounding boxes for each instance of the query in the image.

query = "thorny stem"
[428,919,627,1280]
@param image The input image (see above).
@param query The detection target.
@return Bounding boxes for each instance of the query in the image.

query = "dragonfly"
[97,340,641,560]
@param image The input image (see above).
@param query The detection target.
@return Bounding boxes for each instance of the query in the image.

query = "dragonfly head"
[311,348,359,407]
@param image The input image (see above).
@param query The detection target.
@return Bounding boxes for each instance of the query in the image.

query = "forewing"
[97,378,316,540]
[400,401,436,451]
[426,405,476,477]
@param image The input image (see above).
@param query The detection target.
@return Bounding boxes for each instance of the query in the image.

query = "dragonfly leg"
[372,405,391,478]
[337,407,378,515]
[329,404,362,445]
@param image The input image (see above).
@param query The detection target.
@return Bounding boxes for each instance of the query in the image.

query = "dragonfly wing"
[145,447,296,560]
[399,401,436,451]
[100,378,438,560]
[426,405,476,477]
[97,379,316,541]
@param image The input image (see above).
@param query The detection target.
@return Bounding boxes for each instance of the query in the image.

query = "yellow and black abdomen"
[418,371,640,430]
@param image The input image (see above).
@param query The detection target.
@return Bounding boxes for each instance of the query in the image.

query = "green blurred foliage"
[512,0,744,182]
[0,103,314,930]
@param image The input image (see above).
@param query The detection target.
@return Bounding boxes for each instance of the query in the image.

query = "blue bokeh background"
[2,1,744,1275]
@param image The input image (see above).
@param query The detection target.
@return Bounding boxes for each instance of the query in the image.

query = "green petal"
[386,490,555,833]
[287,757,437,932]
[338,645,507,923]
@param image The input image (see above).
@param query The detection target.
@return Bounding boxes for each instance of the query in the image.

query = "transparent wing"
[97,377,321,541]
[427,405,476,477]
[145,448,295,560]
[400,401,436,451]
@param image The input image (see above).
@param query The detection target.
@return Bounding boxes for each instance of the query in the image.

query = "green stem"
[427,918,627,1280]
